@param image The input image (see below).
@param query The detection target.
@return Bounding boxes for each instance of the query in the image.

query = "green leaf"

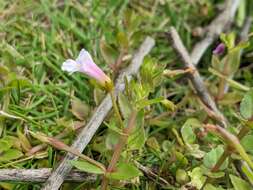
[162,140,173,152]
[71,98,90,120]
[240,89,253,119]
[4,43,24,60]
[0,65,9,76]
[8,78,31,88]
[236,0,246,27]
[0,140,12,152]
[105,131,119,150]
[241,161,253,185]
[128,110,145,150]
[175,151,188,167]
[219,92,243,105]
[17,127,32,152]
[139,58,162,92]
[3,136,21,150]
[70,160,104,174]
[99,38,118,65]
[220,32,235,49]
[204,170,225,179]
[230,174,251,190]
[188,167,206,189]
[241,135,253,154]
[136,97,164,110]
[181,118,201,144]
[161,99,176,111]
[227,49,241,74]
[176,169,189,184]
[203,146,228,170]
[116,31,128,49]
[108,162,142,180]
[146,137,160,151]
[0,149,23,162]
[118,92,132,119]
[187,144,205,159]
[232,41,250,52]
[211,55,222,72]
[104,119,123,134]
[204,184,225,190]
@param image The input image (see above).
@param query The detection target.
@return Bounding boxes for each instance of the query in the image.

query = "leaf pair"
[71,160,142,180]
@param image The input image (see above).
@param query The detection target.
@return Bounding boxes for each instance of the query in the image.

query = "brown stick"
[167,27,227,128]
[0,169,96,183]
[0,163,170,185]
[42,37,155,190]
[190,0,240,66]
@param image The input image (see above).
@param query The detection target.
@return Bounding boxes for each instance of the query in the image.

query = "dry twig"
[42,37,155,190]
[0,169,96,183]
[190,0,240,65]
[167,27,227,127]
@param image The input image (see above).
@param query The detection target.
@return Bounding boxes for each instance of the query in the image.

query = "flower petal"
[213,43,225,55]
[76,49,94,65]
[61,59,80,74]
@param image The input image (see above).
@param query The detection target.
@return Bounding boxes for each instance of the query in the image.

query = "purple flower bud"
[213,43,225,55]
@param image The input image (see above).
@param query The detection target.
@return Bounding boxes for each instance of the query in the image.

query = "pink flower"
[61,49,112,88]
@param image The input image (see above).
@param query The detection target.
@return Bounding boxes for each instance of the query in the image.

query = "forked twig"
[167,27,227,128]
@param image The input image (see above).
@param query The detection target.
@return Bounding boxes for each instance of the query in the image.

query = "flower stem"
[109,89,124,129]
[101,110,137,190]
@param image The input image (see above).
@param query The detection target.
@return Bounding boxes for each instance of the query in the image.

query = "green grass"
[1,0,253,189]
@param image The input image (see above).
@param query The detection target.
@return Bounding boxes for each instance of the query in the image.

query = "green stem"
[101,110,137,190]
[202,125,250,189]
[109,90,124,129]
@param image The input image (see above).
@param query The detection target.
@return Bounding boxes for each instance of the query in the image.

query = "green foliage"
[203,146,228,170]
[118,92,132,119]
[0,149,23,162]
[70,160,104,174]
[241,134,253,155]
[176,169,190,184]
[236,0,246,27]
[127,110,146,150]
[241,161,253,185]
[188,167,206,189]
[108,162,142,180]
[240,89,253,119]
[230,174,251,190]
[181,118,200,144]
[1,0,253,189]
[221,33,236,49]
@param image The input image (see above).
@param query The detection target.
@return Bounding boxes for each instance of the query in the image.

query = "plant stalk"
[101,110,137,190]
[202,125,250,189]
